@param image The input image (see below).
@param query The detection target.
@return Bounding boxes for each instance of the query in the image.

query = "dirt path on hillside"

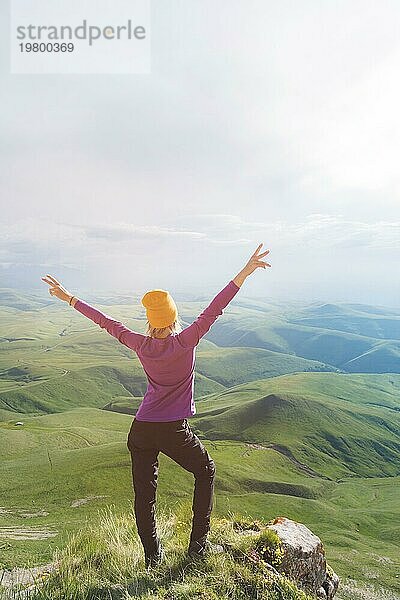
[0,507,49,518]
[0,527,57,540]
[245,442,332,480]
[71,495,107,507]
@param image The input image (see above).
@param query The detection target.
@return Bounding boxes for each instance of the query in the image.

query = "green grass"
[196,347,335,387]
[1,509,317,600]
[1,291,400,598]
[291,301,400,339]
[195,372,400,479]
[0,404,399,596]
[204,301,400,373]
[0,362,226,417]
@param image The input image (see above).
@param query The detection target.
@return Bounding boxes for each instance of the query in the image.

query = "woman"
[41,243,271,568]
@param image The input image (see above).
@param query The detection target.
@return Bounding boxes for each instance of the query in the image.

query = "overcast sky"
[1,1,399,306]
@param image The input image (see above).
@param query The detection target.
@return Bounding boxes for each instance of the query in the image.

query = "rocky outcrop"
[265,516,339,598]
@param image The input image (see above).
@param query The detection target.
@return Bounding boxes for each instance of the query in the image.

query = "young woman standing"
[42,243,271,568]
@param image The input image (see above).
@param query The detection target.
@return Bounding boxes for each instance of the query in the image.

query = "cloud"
[284,214,400,250]
[84,223,207,241]
[1,214,398,275]
[168,213,400,251]
[0,1,399,302]
[2,0,400,227]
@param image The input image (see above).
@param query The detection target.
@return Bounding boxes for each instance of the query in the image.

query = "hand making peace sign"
[41,274,73,303]
[242,243,271,276]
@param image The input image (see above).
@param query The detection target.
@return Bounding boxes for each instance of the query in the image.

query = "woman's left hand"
[41,274,73,303]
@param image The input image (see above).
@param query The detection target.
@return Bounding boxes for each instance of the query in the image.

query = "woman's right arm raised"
[178,243,271,347]
[41,274,145,352]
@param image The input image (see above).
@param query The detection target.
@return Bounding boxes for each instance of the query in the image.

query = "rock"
[324,568,340,598]
[0,562,56,588]
[266,516,339,598]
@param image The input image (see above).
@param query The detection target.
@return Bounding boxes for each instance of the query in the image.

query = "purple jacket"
[73,280,240,421]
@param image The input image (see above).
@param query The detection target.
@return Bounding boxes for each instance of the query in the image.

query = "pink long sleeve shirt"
[73,280,240,422]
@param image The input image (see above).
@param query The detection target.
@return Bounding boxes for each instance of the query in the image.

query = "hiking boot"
[187,537,224,560]
[145,544,165,569]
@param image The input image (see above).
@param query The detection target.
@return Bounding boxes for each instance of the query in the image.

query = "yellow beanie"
[141,288,178,328]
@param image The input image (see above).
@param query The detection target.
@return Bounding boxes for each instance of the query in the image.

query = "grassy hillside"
[1,290,400,598]
[2,510,318,600]
[201,299,400,373]
[0,361,233,417]
[0,351,335,418]
[291,302,400,339]
[196,347,334,387]
[0,366,400,478]
[2,291,400,378]
[0,289,52,312]
[0,296,339,419]
[195,372,400,479]
[0,405,399,596]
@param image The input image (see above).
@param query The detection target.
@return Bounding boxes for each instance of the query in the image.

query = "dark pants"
[126,417,216,558]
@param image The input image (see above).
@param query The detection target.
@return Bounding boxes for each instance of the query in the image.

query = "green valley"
[0,290,399,599]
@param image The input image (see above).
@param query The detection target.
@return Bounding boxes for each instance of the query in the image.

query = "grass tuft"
[1,508,315,600]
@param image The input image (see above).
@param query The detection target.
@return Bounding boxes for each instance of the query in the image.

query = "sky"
[1,0,399,306]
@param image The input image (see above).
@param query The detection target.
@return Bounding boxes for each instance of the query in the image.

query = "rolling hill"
[1,289,400,597]
[194,372,400,479]
[0,402,399,595]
